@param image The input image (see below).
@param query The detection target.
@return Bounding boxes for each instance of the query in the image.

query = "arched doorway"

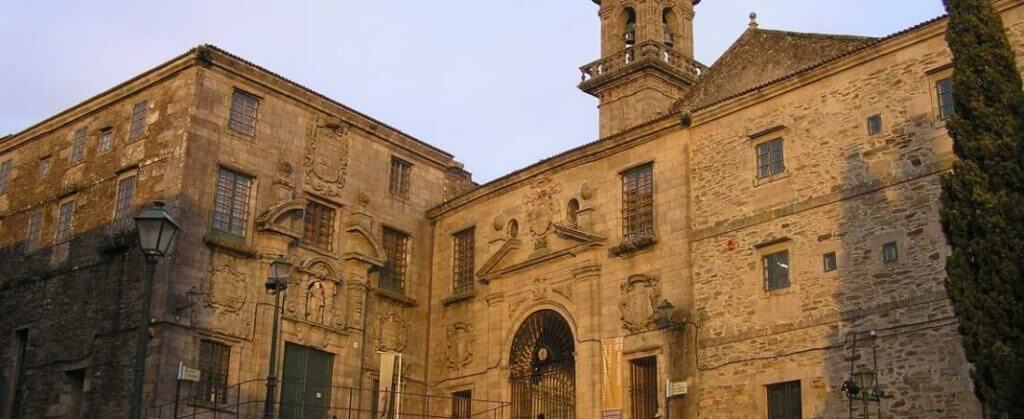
[509,310,576,419]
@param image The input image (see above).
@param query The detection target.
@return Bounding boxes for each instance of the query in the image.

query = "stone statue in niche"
[619,275,661,333]
[205,264,248,313]
[523,178,562,250]
[376,310,409,352]
[446,322,475,371]
[304,116,350,197]
[305,281,327,324]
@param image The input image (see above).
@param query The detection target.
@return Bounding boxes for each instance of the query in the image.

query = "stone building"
[2,0,1022,418]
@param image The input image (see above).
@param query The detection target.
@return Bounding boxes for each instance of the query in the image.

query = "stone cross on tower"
[579,0,703,137]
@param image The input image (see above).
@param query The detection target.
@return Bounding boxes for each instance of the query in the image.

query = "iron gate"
[509,310,576,419]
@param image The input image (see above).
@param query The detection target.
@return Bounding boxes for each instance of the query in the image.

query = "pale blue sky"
[0,1,945,182]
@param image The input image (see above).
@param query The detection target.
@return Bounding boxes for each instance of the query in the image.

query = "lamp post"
[263,255,292,419]
[129,202,180,419]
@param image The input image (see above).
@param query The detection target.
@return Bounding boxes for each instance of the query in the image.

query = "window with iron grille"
[0,159,12,193]
[70,128,87,163]
[25,211,43,252]
[381,227,410,293]
[98,128,113,153]
[197,340,231,404]
[767,381,802,419]
[129,101,148,140]
[39,156,51,177]
[937,78,955,121]
[228,89,260,136]
[56,201,75,243]
[763,250,790,291]
[388,157,412,200]
[629,357,658,419]
[211,168,252,238]
[756,138,785,178]
[452,228,475,295]
[621,163,654,243]
[113,176,137,231]
[452,390,472,419]
[302,201,336,251]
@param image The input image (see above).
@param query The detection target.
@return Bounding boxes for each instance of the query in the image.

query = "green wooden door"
[280,343,334,419]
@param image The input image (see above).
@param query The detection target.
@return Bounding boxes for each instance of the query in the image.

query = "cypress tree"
[940,0,1024,415]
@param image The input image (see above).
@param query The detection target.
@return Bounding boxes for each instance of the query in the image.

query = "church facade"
[2,1,1022,418]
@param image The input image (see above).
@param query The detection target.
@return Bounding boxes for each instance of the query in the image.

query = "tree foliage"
[940,0,1024,415]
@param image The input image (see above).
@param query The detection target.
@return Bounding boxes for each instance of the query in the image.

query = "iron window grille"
[823,252,838,272]
[757,138,785,178]
[302,201,336,251]
[381,227,410,293]
[129,101,148,140]
[25,211,42,252]
[936,78,955,121]
[197,340,231,404]
[389,157,412,200]
[0,159,12,193]
[882,241,899,264]
[97,128,113,153]
[867,114,882,135]
[211,168,252,238]
[70,128,87,163]
[767,380,802,419]
[621,163,654,243]
[39,157,51,177]
[451,390,472,419]
[56,201,75,243]
[629,357,658,419]
[228,89,260,136]
[452,228,475,295]
[763,250,790,291]
[113,176,137,231]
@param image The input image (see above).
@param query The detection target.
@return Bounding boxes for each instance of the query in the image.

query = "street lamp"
[129,201,180,419]
[654,299,683,331]
[263,255,292,419]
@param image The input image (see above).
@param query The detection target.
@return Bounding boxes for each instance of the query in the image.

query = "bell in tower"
[580,0,703,137]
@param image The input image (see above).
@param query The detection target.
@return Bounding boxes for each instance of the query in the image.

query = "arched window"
[567,199,580,227]
[623,7,637,46]
[663,8,676,46]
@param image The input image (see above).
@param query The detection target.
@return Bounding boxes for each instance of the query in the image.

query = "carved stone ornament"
[204,264,248,313]
[304,116,351,197]
[619,275,661,333]
[376,310,409,352]
[523,178,563,250]
[445,322,475,371]
[580,182,596,201]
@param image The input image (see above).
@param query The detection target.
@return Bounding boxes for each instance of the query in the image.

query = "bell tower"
[580,0,702,137]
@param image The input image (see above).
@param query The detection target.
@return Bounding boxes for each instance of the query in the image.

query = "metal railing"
[144,379,509,419]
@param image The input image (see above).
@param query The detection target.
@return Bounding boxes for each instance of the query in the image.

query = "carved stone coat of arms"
[619,275,660,333]
[304,117,350,197]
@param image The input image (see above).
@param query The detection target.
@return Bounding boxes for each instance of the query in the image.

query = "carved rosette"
[376,310,409,352]
[204,264,248,313]
[523,178,563,250]
[445,322,475,371]
[619,275,661,333]
[303,116,351,197]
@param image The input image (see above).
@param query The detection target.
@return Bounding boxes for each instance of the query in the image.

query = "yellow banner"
[601,337,624,417]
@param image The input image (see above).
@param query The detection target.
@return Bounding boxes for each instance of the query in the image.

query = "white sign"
[666,380,688,397]
[177,362,201,382]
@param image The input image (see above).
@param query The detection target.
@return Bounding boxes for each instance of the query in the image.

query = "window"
[381,227,410,293]
[25,211,42,252]
[0,159,13,193]
[622,163,654,243]
[39,156,51,177]
[867,114,882,135]
[62,368,86,418]
[197,340,231,404]
[823,252,837,272]
[767,381,802,419]
[211,168,252,238]
[228,89,260,136]
[452,390,472,419]
[129,101,148,140]
[937,78,955,120]
[452,228,475,294]
[302,201,336,251]
[629,357,658,419]
[98,128,113,153]
[113,176,137,231]
[763,250,790,291]
[882,241,899,264]
[388,157,412,200]
[56,201,75,242]
[70,128,87,163]
[756,138,785,178]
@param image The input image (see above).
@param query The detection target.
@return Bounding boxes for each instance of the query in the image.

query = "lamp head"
[134,201,180,257]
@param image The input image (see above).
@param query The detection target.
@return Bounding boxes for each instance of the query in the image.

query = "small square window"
[823,252,837,272]
[98,128,113,153]
[39,157,51,177]
[867,114,882,135]
[228,89,260,136]
[756,138,785,179]
[882,241,899,263]
[763,250,790,291]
